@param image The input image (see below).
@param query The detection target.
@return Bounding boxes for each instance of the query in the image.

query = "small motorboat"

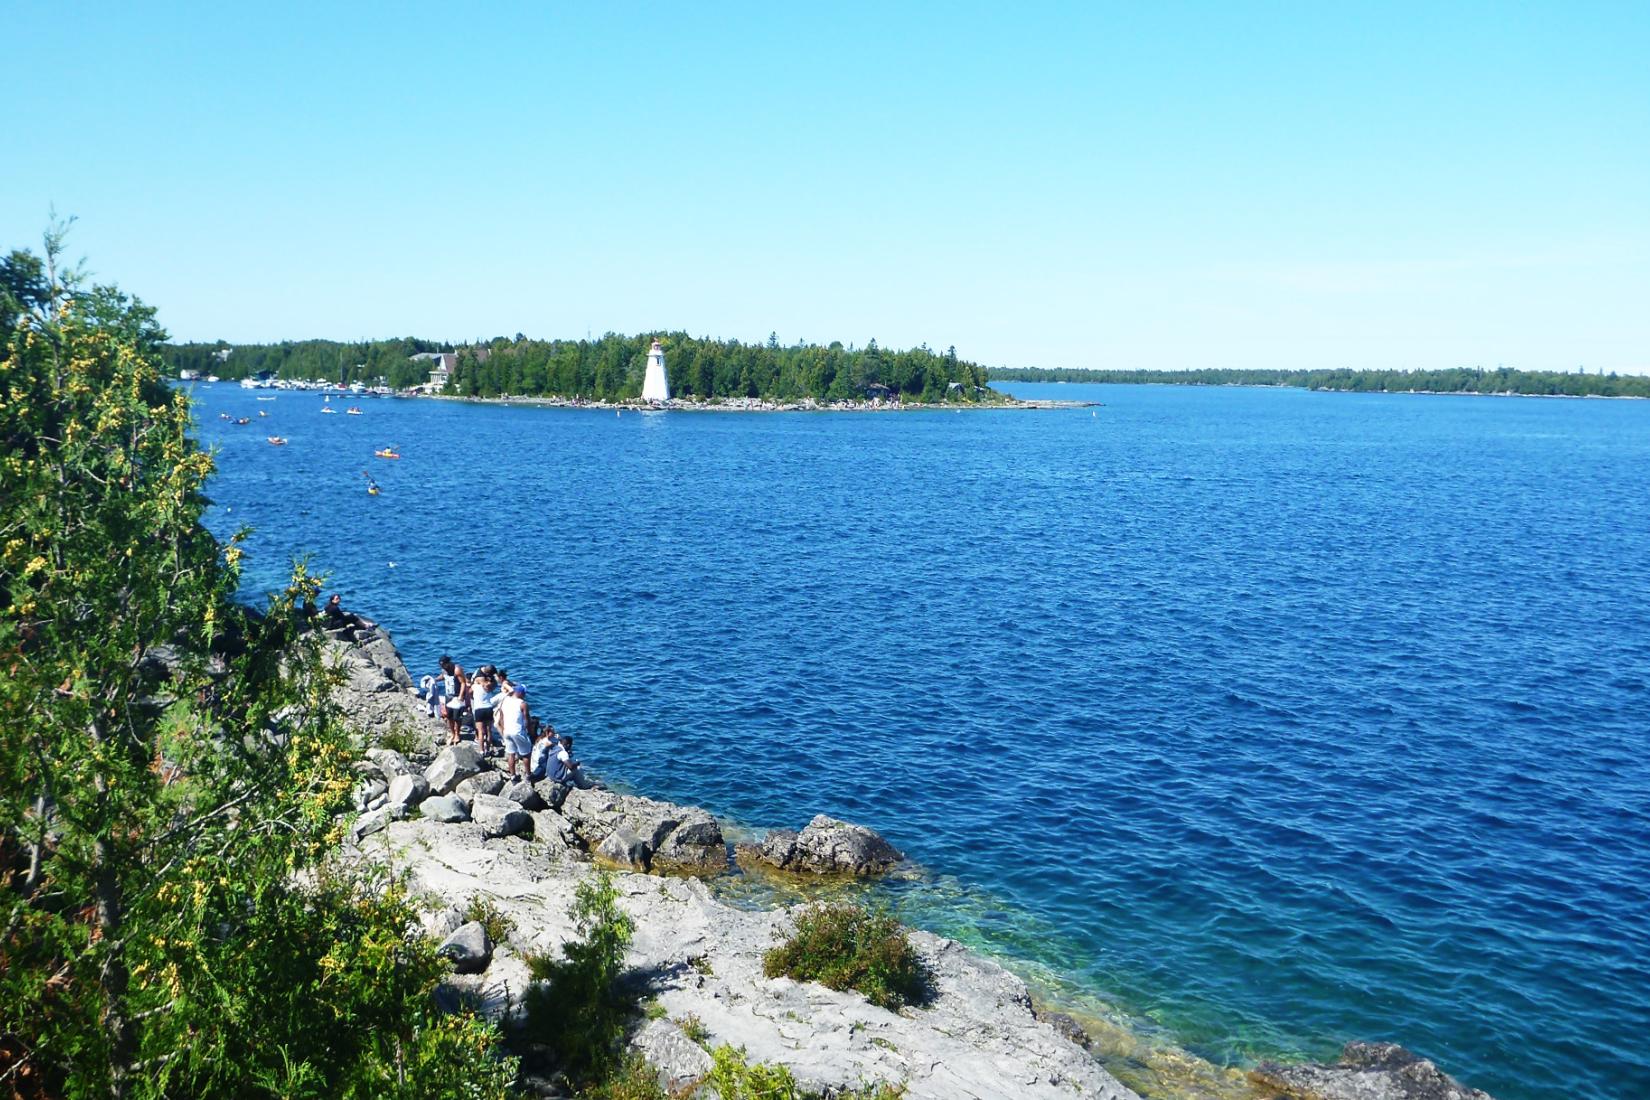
[267,436,288,446]
[374,448,401,459]
[346,406,364,415]
[218,413,231,420]
[320,406,337,414]
[258,410,268,417]
[234,417,251,425]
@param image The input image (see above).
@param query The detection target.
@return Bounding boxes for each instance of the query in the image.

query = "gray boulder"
[387,773,431,809]
[651,812,729,875]
[557,789,727,875]
[737,816,901,876]
[354,777,388,811]
[455,770,506,801]
[501,779,547,812]
[595,827,651,870]
[424,744,483,795]
[351,759,386,780]
[421,794,470,823]
[793,814,902,875]
[351,807,388,840]
[366,748,418,776]
[632,1019,713,1092]
[560,788,682,848]
[530,809,582,850]
[471,794,533,839]
[1252,1042,1496,1100]
[736,828,800,871]
[437,920,493,974]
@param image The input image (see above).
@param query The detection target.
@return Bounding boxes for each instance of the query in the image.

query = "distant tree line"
[985,365,1650,398]
[164,333,1005,403]
[165,337,443,390]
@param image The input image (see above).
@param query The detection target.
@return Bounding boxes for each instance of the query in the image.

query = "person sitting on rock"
[549,734,594,792]
[528,721,558,782]
[497,683,533,780]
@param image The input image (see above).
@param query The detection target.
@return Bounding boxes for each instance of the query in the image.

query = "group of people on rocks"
[420,655,593,795]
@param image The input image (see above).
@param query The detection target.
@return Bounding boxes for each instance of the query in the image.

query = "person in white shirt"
[497,684,532,779]
[469,671,499,757]
[528,721,558,782]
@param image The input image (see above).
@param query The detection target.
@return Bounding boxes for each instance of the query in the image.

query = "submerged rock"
[1251,1041,1496,1100]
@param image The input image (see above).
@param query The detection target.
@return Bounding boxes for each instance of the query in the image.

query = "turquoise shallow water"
[195,382,1650,1099]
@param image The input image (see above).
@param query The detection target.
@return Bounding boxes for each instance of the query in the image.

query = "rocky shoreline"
[330,626,1498,1100]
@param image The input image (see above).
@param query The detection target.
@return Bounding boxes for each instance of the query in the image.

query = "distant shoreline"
[415,391,1100,413]
[1031,381,1650,401]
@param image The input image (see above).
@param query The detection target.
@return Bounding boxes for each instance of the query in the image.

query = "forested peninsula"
[164,333,1002,404]
[984,365,1650,398]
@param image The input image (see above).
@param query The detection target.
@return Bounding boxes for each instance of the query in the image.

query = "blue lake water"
[194,382,1650,1100]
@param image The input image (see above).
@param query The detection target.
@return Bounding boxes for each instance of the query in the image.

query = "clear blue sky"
[6,2,1647,372]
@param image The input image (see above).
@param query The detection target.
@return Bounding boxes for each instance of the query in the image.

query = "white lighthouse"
[641,340,670,403]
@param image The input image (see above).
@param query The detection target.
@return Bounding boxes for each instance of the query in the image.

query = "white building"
[641,340,670,403]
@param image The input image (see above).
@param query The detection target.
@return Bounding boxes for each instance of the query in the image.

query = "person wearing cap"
[497,682,533,779]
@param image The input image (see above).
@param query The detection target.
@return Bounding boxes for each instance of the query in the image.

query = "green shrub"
[677,1012,709,1045]
[704,1044,803,1100]
[574,1053,668,1100]
[762,904,931,1011]
[524,870,635,1082]
[463,893,516,946]
[375,720,429,758]
[838,1083,908,1100]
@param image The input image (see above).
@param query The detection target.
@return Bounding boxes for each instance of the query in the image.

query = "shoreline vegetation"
[986,365,1650,399]
[167,336,1647,406]
[165,333,1011,406]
